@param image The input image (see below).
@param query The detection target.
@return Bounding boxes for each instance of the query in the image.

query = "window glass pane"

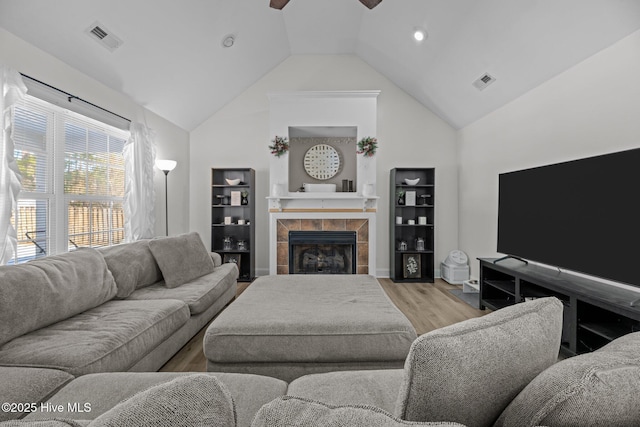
[64,122,125,197]
[14,149,47,193]
[68,200,124,249]
[110,167,125,198]
[65,122,87,154]
[110,136,126,168]
[88,163,109,195]
[111,202,125,244]
[13,105,49,193]
[67,201,90,248]
[11,199,48,263]
[13,105,47,152]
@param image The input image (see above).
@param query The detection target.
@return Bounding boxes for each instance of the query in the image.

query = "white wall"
[190,55,458,276]
[458,29,640,279]
[0,28,190,238]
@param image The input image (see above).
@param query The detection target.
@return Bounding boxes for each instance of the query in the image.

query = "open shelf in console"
[577,301,640,353]
[480,264,516,310]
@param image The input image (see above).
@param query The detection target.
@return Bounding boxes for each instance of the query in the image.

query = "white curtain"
[123,122,156,242]
[0,67,27,265]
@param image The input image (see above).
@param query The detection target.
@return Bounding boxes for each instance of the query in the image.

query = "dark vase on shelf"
[398,196,405,205]
[241,195,248,205]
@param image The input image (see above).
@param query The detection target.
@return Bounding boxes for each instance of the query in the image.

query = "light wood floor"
[159,278,487,372]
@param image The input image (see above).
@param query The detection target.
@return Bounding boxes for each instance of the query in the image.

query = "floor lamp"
[155,159,177,236]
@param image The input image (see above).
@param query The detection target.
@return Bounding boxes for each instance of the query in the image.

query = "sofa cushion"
[204,274,416,366]
[0,299,189,376]
[0,248,117,347]
[90,374,236,427]
[394,297,563,427]
[148,232,215,288]
[25,372,288,427]
[287,369,404,414]
[495,331,640,427]
[126,263,238,314]
[252,396,467,427]
[0,367,74,422]
[99,240,163,298]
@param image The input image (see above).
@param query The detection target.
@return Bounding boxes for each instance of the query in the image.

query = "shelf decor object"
[403,253,421,279]
[269,135,289,157]
[303,144,341,180]
[356,136,378,157]
[389,167,435,282]
[211,168,255,281]
[155,159,177,236]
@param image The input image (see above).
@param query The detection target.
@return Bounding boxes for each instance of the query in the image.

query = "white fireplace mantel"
[267,193,379,211]
[268,91,380,275]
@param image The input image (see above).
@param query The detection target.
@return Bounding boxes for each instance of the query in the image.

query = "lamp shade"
[155,159,177,172]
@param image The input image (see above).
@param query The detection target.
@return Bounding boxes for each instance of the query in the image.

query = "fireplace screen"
[289,231,356,274]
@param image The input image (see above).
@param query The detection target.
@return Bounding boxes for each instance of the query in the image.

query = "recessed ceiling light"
[413,28,427,42]
[221,34,235,48]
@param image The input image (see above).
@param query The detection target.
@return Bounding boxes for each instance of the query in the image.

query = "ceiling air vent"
[472,73,496,91]
[85,22,123,52]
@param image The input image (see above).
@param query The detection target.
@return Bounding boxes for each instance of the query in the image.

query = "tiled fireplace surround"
[269,211,377,275]
[276,218,369,275]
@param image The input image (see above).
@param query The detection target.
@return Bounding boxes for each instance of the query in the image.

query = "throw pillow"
[89,374,236,427]
[148,232,215,288]
[394,297,563,427]
[495,331,640,427]
[251,396,467,427]
[100,240,163,298]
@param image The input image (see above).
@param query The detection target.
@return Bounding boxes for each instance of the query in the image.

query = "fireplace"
[289,231,356,274]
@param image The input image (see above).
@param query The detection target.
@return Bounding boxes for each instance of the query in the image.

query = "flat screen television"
[497,147,639,288]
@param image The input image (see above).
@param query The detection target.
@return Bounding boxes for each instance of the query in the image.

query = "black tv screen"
[497,148,639,288]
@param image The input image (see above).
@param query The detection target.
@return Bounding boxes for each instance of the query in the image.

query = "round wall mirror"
[303,144,341,180]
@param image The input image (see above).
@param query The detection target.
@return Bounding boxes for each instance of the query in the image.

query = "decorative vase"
[398,196,405,205]
[241,196,248,205]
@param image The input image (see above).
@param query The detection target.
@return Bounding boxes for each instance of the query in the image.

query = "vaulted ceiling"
[1,0,640,131]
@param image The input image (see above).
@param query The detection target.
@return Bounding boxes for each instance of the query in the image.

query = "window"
[10,96,129,264]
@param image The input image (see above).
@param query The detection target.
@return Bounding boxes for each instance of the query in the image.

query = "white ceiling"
[1,0,640,131]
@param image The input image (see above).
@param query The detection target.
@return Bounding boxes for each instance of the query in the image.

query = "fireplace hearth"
[289,231,356,274]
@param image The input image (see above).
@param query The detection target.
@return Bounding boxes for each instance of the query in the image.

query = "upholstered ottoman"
[203,274,417,382]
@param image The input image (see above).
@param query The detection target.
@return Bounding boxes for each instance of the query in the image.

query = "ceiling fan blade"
[359,0,383,9]
[270,0,290,9]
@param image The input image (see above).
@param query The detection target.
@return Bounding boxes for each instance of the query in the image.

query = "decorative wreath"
[357,136,378,157]
[269,136,289,157]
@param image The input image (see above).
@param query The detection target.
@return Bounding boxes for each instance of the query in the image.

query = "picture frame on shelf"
[230,191,241,206]
[405,190,416,206]
[403,253,421,279]
[224,253,241,266]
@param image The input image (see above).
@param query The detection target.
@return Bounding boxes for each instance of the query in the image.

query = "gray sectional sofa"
[0,232,238,419]
[2,247,639,427]
[3,296,638,426]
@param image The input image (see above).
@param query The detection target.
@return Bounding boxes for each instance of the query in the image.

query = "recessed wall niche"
[288,126,357,192]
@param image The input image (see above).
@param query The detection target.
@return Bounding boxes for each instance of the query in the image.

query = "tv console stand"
[479,258,640,356]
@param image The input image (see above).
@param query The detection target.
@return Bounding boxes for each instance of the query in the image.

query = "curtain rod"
[20,73,131,124]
